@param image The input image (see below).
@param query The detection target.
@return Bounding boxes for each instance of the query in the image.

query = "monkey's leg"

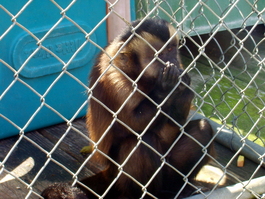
[163,119,214,197]
[78,169,115,199]
[79,135,163,199]
[113,135,164,198]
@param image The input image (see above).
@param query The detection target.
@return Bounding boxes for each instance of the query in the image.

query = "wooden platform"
[1,118,265,199]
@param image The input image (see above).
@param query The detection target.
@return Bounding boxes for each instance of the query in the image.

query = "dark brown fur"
[41,18,214,199]
[83,19,214,198]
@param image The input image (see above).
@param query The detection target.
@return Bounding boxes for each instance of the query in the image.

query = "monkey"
[41,18,214,199]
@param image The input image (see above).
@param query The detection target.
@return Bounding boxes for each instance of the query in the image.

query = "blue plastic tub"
[0,1,107,139]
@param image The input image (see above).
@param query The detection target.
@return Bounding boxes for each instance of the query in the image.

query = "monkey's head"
[110,18,182,79]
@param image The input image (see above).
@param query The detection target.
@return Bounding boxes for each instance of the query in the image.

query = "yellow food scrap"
[237,155,245,167]
[80,146,93,155]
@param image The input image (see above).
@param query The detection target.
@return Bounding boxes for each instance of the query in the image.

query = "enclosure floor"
[1,118,265,199]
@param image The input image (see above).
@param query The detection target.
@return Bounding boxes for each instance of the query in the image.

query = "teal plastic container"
[0,1,107,139]
[136,0,265,36]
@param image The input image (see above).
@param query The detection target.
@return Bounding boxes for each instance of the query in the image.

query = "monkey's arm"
[117,65,189,132]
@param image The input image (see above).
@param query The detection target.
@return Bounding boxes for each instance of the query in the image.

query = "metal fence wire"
[1,0,265,198]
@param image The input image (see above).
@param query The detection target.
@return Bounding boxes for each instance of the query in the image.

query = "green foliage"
[186,58,265,146]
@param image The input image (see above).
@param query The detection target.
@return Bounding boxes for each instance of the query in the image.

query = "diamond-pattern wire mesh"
[0,1,106,198]
[0,0,265,198]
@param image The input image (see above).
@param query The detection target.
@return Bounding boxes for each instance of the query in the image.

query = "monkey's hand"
[157,62,190,93]
[178,68,191,87]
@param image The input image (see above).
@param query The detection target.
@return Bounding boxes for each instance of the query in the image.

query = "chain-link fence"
[1,0,265,198]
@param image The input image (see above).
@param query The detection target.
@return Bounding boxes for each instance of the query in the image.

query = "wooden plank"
[1,118,265,198]
[0,118,100,199]
[210,142,265,186]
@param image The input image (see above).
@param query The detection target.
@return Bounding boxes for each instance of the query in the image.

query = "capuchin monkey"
[41,18,214,199]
